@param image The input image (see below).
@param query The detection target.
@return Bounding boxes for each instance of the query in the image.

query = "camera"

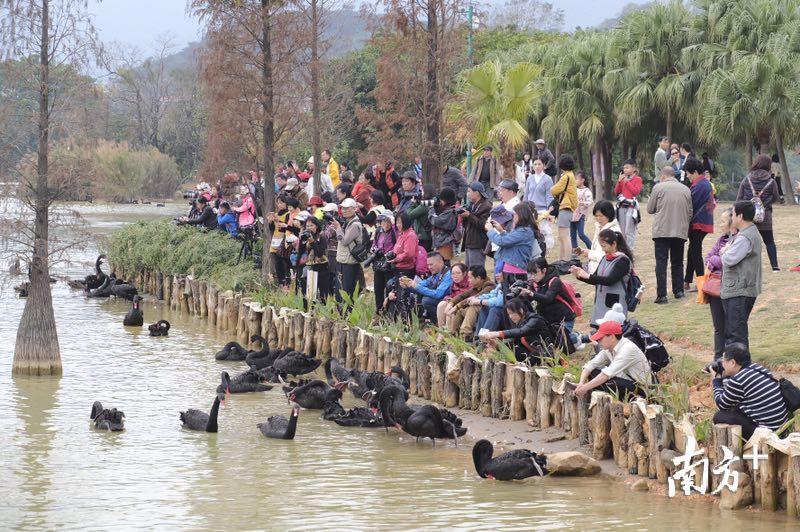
[299,231,311,241]
[455,206,468,215]
[705,359,724,376]
[362,249,384,268]
[506,280,529,299]
[403,190,422,200]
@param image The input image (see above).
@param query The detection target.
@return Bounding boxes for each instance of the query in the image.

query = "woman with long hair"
[486,202,541,292]
[736,154,781,271]
[705,208,734,360]
[570,228,634,326]
[550,154,578,260]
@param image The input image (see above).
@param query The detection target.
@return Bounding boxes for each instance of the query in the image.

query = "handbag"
[549,173,570,217]
[701,272,721,298]
[695,273,709,304]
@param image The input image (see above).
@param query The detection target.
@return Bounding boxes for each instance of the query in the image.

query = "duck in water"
[90,401,126,431]
[472,439,547,480]
[148,320,170,336]
[258,406,300,439]
[123,295,144,326]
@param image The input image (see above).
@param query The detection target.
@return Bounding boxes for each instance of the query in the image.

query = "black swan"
[77,255,108,290]
[216,370,273,394]
[258,406,300,439]
[272,350,322,376]
[214,341,249,361]
[15,281,29,298]
[323,388,385,428]
[110,281,139,301]
[86,274,115,298]
[123,295,144,326]
[472,439,548,480]
[180,386,227,433]
[90,401,126,431]
[148,320,170,336]
[245,336,285,370]
[378,385,467,446]
[284,379,330,409]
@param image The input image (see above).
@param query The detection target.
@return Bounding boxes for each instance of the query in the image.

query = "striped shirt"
[713,363,789,431]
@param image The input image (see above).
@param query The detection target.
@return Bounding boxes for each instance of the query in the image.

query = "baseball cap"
[401,170,419,182]
[489,205,513,226]
[590,321,623,342]
[340,198,360,209]
[309,196,325,206]
[534,138,546,145]
[295,211,311,222]
[377,211,395,223]
[322,203,338,213]
[497,179,519,193]
[285,177,299,191]
[469,181,489,199]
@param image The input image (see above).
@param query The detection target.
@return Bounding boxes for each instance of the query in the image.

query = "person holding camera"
[479,298,557,365]
[712,343,788,439]
[408,184,435,252]
[333,197,366,301]
[486,203,540,293]
[443,266,495,338]
[183,196,218,230]
[396,171,423,215]
[369,212,398,313]
[299,216,331,301]
[399,252,452,324]
[460,182,491,269]
[428,187,460,263]
[550,154,579,261]
[268,196,292,287]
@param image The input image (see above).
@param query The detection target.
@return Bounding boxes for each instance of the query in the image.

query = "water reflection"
[0,203,796,529]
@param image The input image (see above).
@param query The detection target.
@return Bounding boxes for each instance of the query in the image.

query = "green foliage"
[108,221,261,292]
[695,418,713,443]
[491,341,518,363]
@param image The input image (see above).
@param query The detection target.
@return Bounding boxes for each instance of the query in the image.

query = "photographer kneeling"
[712,343,788,440]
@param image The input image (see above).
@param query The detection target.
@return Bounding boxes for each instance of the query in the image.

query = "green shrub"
[108,221,262,292]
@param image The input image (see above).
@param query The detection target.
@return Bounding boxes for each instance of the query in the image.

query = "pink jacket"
[234,195,255,227]
[392,228,419,270]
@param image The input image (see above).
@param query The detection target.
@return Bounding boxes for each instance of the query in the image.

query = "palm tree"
[447,61,541,178]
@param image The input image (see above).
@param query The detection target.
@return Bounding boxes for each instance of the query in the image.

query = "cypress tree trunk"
[14,0,62,376]
[309,0,322,197]
[260,0,276,281]
[775,130,796,206]
[422,0,441,189]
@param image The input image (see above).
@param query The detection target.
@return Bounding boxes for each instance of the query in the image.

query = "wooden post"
[179,277,190,314]
[459,356,475,410]
[443,365,459,409]
[346,327,360,369]
[564,381,580,439]
[608,401,627,469]
[550,391,562,429]
[524,369,539,426]
[591,392,612,460]
[401,344,415,382]
[491,362,506,418]
[409,348,419,396]
[787,454,800,518]
[510,365,526,421]
[430,352,444,405]
[416,349,431,399]
[537,370,553,428]
[248,303,263,348]
[480,359,493,417]
[184,277,194,314]
[303,313,315,356]
[207,285,218,326]
[627,404,647,476]
[654,413,675,483]
[163,274,171,305]
[356,330,373,372]
[760,444,779,512]
[189,278,200,315]
[317,317,332,360]
[216,292,226,329]
[237,297,252,344]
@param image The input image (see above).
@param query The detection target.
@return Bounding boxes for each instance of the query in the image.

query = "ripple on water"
[0,206,798,531]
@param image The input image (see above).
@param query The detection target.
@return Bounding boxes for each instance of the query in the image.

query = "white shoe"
[574,338,586,351]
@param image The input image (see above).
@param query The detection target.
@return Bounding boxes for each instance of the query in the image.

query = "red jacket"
[614,175,643,199]
[392,228,419,270]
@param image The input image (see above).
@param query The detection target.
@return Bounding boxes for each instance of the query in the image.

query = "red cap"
[309,196,325,206]
[590,321,623,342]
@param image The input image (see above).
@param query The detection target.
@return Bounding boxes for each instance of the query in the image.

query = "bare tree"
[487,0,564,32]
[0,0,99,375]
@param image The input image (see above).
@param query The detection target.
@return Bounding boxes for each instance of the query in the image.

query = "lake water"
[0,203,795,530]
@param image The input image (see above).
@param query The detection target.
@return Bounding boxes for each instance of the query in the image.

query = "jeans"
[653,237,685,298]
[759,229,779,269]
[419,296,440,323]
[465,248,486,269]
[588,368,646,400]
[570,216,592,249]
[708,296,726,360]
[476,306,503,334]
[713,408,757,440]
[684,230,707,284]
[722,295,756,350]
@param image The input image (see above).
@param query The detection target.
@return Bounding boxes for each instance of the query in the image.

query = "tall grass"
[108,221,262,292]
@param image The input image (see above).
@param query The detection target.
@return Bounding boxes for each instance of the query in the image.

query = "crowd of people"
[179,137,797,440]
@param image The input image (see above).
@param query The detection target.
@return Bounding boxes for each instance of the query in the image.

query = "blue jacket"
[217,212,239,236]
[414,269,452,302]
[477,283,504,307]
[488,226,538,270]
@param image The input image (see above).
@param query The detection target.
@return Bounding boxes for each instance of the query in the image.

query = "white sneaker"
[574,338,586,351]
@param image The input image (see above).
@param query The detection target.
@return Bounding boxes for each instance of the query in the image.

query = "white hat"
[340,198,361,209]
[295,211,311,222]
[285,177,299,191]
[596,303,626,325]
[307,156,314,164]
[322,203,338,213]
[285,234,298,243]
[534,138,546,145]
[377,211,395,223]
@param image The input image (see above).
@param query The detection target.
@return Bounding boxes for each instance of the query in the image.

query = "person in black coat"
[520,257,576,327]
[479,298,555,365]
[183,197,218,230]
[442,166,468,202]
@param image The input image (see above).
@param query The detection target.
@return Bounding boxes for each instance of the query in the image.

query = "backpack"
[415,245,429,276]
[347,220,371,263]
[624,268,644,312]
[249,182,264,217]
[624,320,670,373]
[555,278,583,317]
[747,176,769,223]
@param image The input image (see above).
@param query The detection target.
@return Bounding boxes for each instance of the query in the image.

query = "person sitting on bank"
[216,201,238,237]
[575,321,652,400]
[712,343,789,440]
[183,196,218,230]
[443,266,496,339]
[478,297,556,365]
[399,252,452,324]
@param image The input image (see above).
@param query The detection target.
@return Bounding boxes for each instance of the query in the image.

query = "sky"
[88,0,637,54]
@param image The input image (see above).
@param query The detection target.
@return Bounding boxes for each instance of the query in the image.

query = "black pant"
[759,229,779,269]
[713,408,757,440]
[419,238,432,253]
[653,237,685,298]
[271,253,291,286]
[588,368,646,400]
[339,263,363,301]
[373,269,391,313]
[308,265,331,301]
[722,295,756,350]
[685,230,707,284]
[708,296,726,360]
